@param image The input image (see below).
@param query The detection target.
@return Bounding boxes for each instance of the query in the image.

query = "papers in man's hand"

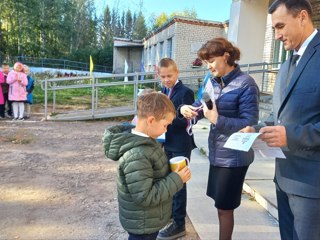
[224,132,260,152]
[252,138,286,159]
[223,132,286,158]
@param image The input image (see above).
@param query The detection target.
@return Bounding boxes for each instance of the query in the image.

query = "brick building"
[113,0,319,81]
[143,16,228,72]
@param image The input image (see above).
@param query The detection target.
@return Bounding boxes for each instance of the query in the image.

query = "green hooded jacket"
[102,124,183,235]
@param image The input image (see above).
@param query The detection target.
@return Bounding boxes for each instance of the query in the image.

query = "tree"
[132,12,147,40]
[152,12,169,30]
[99,5,113,47]
[125,10,133,39]
[151,8,198,31]
[170,7,198,19]
[0,0,147,68]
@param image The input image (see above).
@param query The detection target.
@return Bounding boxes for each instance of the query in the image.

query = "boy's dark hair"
[268,0,313,18]
[198,37,241,66]
[158,58,178,71]
[1,62,9,66]
[137,92,176,120]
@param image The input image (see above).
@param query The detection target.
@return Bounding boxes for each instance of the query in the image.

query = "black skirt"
[206,165,249,210]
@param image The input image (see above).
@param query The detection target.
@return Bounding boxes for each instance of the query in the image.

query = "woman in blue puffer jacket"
[180,37,259,240]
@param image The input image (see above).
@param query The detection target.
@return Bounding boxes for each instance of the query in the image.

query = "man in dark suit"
[243,1,320,239]
[157,58,196,240]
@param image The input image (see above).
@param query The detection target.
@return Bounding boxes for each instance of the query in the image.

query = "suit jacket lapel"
[278,31,320,118]
[169,80,182,100]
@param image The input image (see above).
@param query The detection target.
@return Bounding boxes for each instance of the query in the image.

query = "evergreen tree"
[133,12,147,40]
[125,10,133,39]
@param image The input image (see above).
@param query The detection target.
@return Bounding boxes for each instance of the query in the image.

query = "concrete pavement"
[187,119,280,239]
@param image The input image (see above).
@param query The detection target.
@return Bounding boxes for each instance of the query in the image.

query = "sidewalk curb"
[198,148,279,222]
[243,182,278,221]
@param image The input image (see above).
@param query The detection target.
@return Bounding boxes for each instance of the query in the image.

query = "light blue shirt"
[294,29,318,65]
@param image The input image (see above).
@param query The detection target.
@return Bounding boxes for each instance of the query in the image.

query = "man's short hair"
[158,58,178,71]
[137,92,176,120]
[268,0,313,18]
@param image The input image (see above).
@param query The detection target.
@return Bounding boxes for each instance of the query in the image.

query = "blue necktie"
[166,88,171,96]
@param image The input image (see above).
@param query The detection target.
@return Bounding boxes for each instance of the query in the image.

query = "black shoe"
[157,221,186,240]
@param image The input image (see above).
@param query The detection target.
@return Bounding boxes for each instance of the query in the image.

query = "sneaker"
[157,221,186,240]
[18,118,25,121]
[12,118,18,121]
[0,116,5,120]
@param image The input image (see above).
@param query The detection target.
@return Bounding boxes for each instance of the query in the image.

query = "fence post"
[91,76,95,119]
[134,72,139,111]
[44,79,48,120]
[53,82,56,113]
[95,77,98,110]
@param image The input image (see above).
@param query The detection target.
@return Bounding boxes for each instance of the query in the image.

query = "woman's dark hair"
[197,38,241,66]
[268,0,313,18]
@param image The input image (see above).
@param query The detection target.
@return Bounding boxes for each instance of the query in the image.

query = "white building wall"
[228,0,269,65]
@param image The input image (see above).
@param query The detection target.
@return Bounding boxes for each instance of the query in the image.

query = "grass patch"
[2,136,32,145]
[199,147,207,156]
[33,78,161,108]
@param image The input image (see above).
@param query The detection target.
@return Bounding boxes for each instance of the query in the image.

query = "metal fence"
[14,56,112,73]
[40,62,280,121]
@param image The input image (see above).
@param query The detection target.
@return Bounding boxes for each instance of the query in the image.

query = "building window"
[148,47,151,65]
[272,38,290,68]
[159,42,164,59]
[144,48,147,65]
[167,38,173,59]
[152,45,156,65]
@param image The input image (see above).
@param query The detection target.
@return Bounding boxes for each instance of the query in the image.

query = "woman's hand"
[239,126,256,133]
[203,104,218,124]
[180,105,200,120]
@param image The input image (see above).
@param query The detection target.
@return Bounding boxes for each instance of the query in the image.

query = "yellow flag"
[90,55,94,76]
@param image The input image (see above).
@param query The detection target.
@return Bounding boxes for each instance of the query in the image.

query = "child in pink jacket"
[0,71,4,118]
[7,62,28,120]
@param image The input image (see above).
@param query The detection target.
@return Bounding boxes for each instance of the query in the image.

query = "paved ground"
[188,119,281,239]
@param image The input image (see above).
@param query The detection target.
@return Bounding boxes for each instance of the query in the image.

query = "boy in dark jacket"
[102,92,191,240]
[158,58,196,239]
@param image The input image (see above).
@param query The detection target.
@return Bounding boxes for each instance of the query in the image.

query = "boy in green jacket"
[103,92,191,240]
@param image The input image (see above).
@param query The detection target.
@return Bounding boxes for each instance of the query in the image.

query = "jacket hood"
[102,124,156,161]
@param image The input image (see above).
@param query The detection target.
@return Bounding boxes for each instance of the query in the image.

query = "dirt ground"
[0,118,199,240]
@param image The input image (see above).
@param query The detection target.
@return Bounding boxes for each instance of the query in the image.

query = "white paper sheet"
[252,139,286,158]
[223,132,286,158]
[224,132,261,152]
